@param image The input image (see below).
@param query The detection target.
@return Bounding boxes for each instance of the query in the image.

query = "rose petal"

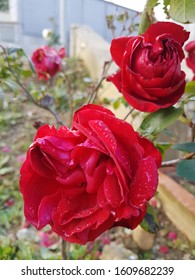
[129,156,158,210]
[137,135,162,168]
[103,173,123,208]
[107,71,122,91]
[144,22,189,46]
[20,167,61,226]
[37,191,61,228]
[110,37,131,66]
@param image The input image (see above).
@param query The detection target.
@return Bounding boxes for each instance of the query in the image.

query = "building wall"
[0,0,20,43]
[19,0,138,46]
[19,0,59,37]
[64,0,138,44]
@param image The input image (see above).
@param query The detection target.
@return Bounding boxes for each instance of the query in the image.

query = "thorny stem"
[1,45,64,126]
[61,240,70,260]
[87,60,113,104]
[161,152,195,167]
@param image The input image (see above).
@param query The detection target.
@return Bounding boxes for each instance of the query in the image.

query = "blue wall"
[19,0,138,43]
[20,0,59,36]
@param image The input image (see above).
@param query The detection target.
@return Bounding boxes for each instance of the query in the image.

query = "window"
[0,0,9,12]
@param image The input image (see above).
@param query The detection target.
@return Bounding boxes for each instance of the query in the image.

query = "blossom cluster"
[20,22,192,244]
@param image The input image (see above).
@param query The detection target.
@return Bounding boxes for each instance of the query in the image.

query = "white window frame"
[0,0,18,22]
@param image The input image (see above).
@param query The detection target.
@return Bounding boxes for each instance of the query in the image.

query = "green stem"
[61,239,70,260]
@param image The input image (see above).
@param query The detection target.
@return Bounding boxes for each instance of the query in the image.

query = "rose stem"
[61,239,70,260]
[161,152,195,167]
[123,108,134,121]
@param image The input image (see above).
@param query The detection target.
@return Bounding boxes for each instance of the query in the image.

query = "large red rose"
[108,22,189,112]
[20,104,161,244]
[31,46,65,81]
[185,41,195,80]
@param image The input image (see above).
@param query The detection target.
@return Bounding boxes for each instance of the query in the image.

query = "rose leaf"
[176,159,195,182]
[169,0,195,23]
[139,106,183,137]
[140,203,159,233]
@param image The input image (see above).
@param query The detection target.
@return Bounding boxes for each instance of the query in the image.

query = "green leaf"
[6,47,20,55]
[113,98,121,109]
[4,79,19,91]
[156,142,172,156]
[177,159,195,181]
[139,106,182,137]
[192,249,195,257]
[169,0,195,23]
[0,68,10,79]
[185,81,195,94]
[20,70,33,78]
[0,167,14,175]
[117,12,129,22]
[173,142,195,152]
[163,0,171,16]
[16,48,25,57]
[146,0,160,13]
[0,155,10,168]
[138,0,160,35]
[140,204,159,233]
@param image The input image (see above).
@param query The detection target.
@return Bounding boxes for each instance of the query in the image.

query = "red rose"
[108,22,189,112]
[20,104,161,244]
[185,41,195,80]
[31,46,66,80]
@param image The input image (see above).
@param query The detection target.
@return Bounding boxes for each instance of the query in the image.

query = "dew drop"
[76,226,81,231]
[111,210,116,217]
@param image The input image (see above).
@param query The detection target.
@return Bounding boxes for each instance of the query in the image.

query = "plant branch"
[191,123,195,142]
[124,108,134,121]
[1,46,64,126]
[87,60,113,104]
[161,152,195,167]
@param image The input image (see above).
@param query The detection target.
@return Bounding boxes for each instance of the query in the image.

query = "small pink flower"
[149,197,157,208]
[2,146,11,153]
[101,236,111,245]
[5,199,14,207]
[96,251,101,258]
[167,231,177,240]
[39,231,58,247]
[17,154,26,163]
[22,221,31,228]
[160,245,169,254]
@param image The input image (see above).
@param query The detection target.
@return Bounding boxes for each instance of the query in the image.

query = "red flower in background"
[31,46,66,80]
[20,104,161,244]
[185,41,195,80]
[167,231,177,240]
[160,245,169,254]
[108,22,189,112]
